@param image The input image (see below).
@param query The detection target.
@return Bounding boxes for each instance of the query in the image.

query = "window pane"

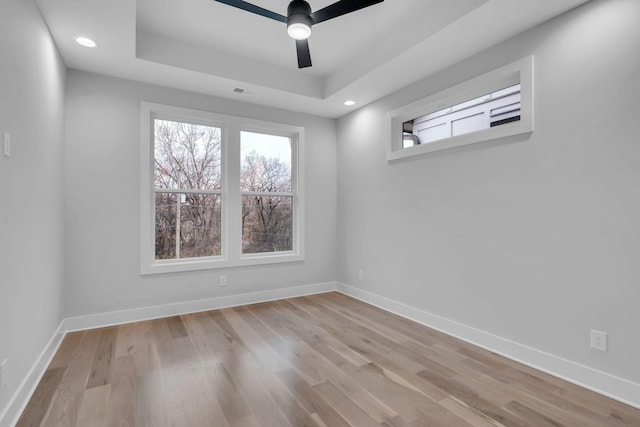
[402,83,521,146]
[155,192,221,260]
[240,131,291,192]
[179,193,221,258]
[154,119,222,190]
[155,193,177,260]
[242,195,292,254]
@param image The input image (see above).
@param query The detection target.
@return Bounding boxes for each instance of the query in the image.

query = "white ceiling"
[37,0,591,118]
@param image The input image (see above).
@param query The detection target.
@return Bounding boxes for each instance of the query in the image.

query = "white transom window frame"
[140,102,305,275]
[387,55,534,161]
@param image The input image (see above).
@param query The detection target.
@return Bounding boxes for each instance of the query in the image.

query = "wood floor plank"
[15,367,66,427]
[219,306,290,373]
[166,316,189,339]
[130,321,156,377]
[181,312,224,366]
[106,355,136,427]
[114,323,137,359]
[275,368,351,427]
[416,367,528,427]
[264,372,322,427]
[149,318,173,345]
[202,362,252,422]
[283,298,373,367]
[17,292,640,427]
[438,396,506,427]
[228,415,261,427]
[239,304,325,385]
[47,333,84,369]
[134,367,168,427]
[217,348,293,427]
[313,380,381,427]
[86,327,118,389]
[75,385,110,427]
[156,336,228,427]
[42,331,100,427]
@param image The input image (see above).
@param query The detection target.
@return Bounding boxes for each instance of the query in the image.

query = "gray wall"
[63,70,337,317]
[337,0,640,384]
[0,0,66,418]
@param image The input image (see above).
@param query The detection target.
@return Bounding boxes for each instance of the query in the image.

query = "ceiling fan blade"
[310,0,383,25]
[296,39,312,68]
[212,0,287,23]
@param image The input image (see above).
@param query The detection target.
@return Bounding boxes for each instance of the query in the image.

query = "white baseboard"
[0,321,66,427]
[336,282,640,410]
[62,282,337,332]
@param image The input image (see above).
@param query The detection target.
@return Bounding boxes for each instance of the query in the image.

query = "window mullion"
[225,121,242,261]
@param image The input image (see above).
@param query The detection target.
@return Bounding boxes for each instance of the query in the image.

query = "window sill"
[388,120,533,161]
[140,252,304,275]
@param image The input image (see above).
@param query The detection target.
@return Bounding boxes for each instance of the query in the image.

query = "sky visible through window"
[241,131,291,170]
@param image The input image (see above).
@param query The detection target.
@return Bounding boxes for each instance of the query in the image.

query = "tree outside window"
[154,119,222,260]
[240,131,293,254]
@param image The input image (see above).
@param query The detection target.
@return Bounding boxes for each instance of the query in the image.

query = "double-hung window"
[140,103,304,274]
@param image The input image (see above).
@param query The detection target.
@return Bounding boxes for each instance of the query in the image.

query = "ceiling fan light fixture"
[287,22,311,40]
[287,17,312,40]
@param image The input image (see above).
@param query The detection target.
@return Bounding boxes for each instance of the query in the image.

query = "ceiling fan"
[213,0,384,68]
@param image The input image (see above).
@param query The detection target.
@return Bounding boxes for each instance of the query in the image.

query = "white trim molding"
[62,282,335,332]
[336,282,640,410]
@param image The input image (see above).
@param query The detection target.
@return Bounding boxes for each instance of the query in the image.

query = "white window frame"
[140,102,304,274]
[387,55,534,161]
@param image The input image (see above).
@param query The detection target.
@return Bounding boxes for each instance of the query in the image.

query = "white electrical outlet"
[590,329,608,352]
[220,274,227,287]
[0,358,7,389]
[358,269,364,281]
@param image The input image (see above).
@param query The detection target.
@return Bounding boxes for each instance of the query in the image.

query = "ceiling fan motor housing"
[287,0,313,28]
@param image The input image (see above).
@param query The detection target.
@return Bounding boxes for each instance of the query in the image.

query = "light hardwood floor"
[17,292,640,426]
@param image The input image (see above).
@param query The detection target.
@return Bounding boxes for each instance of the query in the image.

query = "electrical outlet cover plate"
[590,329,608,352]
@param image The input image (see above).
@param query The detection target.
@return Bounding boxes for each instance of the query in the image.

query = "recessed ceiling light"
[74,36,97,48]
[344,100,356,106]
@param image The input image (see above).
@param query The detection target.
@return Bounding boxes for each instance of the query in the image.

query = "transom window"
[140,103,304,274]
[387,56,533,160]
[402,84,522,148]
